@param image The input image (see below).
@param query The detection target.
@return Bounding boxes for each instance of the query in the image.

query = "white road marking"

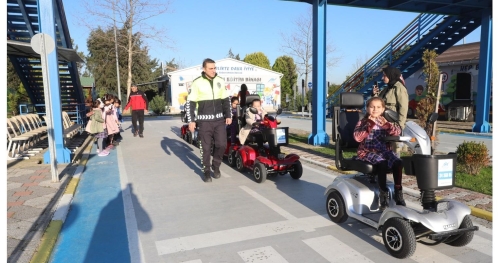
[466,234,492,257]
[155,215,335,255]
[239,185,296,220]
[117,145,146,263]
[302,164,338,179]
[221,171,230,178]
[359,226,460,263]
[238,246,289,263]
[179,260,202,263]
[303,235,374,262]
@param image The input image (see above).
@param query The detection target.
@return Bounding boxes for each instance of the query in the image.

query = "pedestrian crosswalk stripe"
[155,215,335,255]
[303,235,374,262]
[466,234,492,256]
[240,185,297,220]
[238,246,289,263]
[359,227,460,262]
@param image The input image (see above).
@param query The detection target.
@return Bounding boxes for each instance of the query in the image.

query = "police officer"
[187,58,232,182]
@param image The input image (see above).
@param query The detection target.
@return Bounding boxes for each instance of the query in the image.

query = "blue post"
[308,0,329,145]
[39,0,71,163]
[472,9,492,133]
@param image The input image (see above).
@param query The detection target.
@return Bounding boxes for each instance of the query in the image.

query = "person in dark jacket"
[187,58,232,182]
[124,84,148,138]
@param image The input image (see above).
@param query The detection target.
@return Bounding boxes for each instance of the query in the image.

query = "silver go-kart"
[325,92,478,259]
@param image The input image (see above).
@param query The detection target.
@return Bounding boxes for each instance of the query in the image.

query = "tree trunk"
[126,0,134,100]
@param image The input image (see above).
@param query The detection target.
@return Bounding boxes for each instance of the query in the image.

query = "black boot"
[395,187,406,206]
[212,166,221,179]
[379,188,389,210]
[203,170,212,183]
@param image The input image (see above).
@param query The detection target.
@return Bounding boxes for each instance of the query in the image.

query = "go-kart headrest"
[340,92,364,109]
[245,94,261,106]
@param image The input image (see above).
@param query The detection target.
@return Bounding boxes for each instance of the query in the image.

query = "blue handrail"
[19,103,88,126]
[327,13,447,106]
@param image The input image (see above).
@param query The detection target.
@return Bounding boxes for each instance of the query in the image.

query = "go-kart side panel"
[238,146,257,169]
[379,199,472,233]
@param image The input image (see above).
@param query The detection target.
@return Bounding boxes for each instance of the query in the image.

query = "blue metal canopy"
[284,0,492,144]
[286,0,491,18]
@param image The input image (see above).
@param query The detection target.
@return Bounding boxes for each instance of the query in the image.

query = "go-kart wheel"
[253,162,267,183]
[326,191,348,223]
[187,132,193,145]
[235,152,245,172]
[227,150,237,167]
[289,161,303,180]
[444,215,474,247]
[382,218,416,259]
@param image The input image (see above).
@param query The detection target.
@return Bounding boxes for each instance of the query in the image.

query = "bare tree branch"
[77,0,174,98]
[280,7,342,91]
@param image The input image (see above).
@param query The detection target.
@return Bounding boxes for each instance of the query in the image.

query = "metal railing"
[327,13,447,106]
[19,103,88,127]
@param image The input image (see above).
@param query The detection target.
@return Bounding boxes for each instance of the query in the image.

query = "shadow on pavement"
[160,135,205,181]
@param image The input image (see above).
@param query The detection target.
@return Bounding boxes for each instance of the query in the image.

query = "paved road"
[50,116,492,262]
[279,114,493,156]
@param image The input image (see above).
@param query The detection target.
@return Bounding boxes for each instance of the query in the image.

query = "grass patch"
[455,166,492,195]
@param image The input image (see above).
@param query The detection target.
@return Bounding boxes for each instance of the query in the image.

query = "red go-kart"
[233,108,302,183]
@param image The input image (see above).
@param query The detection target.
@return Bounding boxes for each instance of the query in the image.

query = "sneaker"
[98,150,109,157]
[134,131,138,137]
[139,134,144,138]
[96,149,100,154]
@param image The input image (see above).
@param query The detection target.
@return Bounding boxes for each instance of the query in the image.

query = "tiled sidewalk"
[7,159,77,263]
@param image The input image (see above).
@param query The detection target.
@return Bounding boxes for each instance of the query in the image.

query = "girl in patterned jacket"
[353,97,406,210]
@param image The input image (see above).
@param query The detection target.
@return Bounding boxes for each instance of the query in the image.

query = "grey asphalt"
[280,114,493,156]
[112,116,492,262]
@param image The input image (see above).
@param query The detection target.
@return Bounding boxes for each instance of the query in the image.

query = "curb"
[29,141,93,263]
[298,155,493,222]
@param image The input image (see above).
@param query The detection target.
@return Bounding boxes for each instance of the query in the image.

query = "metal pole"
[431,73,443,151]
[31,33,58,182]
[113,3,122,102]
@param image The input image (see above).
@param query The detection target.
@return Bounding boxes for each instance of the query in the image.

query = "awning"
[7,40,84,63]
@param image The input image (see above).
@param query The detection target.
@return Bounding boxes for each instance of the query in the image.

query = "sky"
[63,0,482,85]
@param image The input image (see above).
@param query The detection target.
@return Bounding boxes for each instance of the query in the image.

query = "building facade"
[167,58,283,113]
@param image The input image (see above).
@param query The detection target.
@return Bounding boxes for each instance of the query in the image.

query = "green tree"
[227,48,240,60]
[86,26,161,98]
[243,52,271,69]
[272,56,297,107]
[6,59,30,115]
[416,49,440,137]
[328,83,341,98]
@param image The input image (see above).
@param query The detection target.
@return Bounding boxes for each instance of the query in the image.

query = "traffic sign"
[308,82,312,88]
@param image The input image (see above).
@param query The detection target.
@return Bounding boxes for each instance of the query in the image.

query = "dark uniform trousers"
[198,119,227,172]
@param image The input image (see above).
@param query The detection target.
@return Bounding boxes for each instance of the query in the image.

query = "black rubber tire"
[227,150,237,167]
[326,191,348,223]
[253,162,267,183]
[445,215,475,247]
[289,161,303,179]
[235,152,245,172]
[382,218,416,259]
[187,132,193,145]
